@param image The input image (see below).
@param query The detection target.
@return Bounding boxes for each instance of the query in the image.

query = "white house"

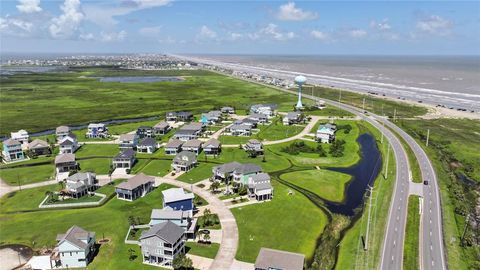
[137,138,158,154]
[51,225,96,269]
[247,173,273,201]
[316,124,337,143]
[66,172,97,198]
[250,104,276,117]
[10,129,29,148]
[171,151,197,172]
[56,126,71,141]
[283,111,303,125]
[86,123,108,139]
[119,134,139,150]
[59,133,79,154]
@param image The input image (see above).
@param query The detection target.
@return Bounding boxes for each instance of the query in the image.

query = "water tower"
[294,75,306,109]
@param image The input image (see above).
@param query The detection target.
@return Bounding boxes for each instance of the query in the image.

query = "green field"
[231,181,328,263]
[0,184,176,269]
[280,169,351,202]
[0,68,296,135]
[185,242,220,259]
[404,195,420,270]
[0,164,54,185]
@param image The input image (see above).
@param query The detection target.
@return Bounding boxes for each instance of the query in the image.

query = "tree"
[316,144,327,157]
[203,233,211,244]
[262,154,266,162]
[128,248,136,261]
[210,181,220,193]
[172,254,193,270]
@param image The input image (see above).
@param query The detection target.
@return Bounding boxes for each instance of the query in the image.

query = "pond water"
[325,133,382,216]
[98,76,183,83]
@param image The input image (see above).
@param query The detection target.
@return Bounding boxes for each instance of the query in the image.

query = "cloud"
[0,17,34,34]
[228,32,243,41]
[100,30,127,42]
[198,25,217,39]
[139,25,162,36]
[83,0,171,26]
[253,23,295,41]
[348,29,367,38]
[416,15,452,36]
[370,19,391,31]
[49,0,84,39]
[79,32,94,40]
[310,30,330,41]
[276,2,318,21]
[16,0,42,13]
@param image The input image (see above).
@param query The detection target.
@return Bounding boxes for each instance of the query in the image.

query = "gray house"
[51,225,96,269]
[56,126,70,141]
[181,139,203,155]
[66,172,97,198]
[229,124,252,136]
[248,113,269,124]
[137,138,157,154]
[55,153,78,174]
[247,173,273,201]
[164,139,184,155]
[173,123,204,141]
[221,106,235,114]
[28,139,50,156]
[115,173,155,201]
[203,138,221,155]
[119,134,139,150]
[139,221,185,267]
[166,111,193,122]
[153,121,171,135]
[244,139,264,155]
[283,111,303,125]
[172,151,197,172]
[150,207,196,239]
[254,248,305,270]
[112,149,136,170]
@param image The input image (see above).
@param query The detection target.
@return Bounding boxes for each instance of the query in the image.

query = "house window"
[70,252,72,256]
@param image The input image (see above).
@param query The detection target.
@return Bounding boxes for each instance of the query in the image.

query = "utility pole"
[339,89,342,103]
[362,98,366,111]
[364,185,374,250]
[385,144,390,179]
[381,104,384,116]
[426,129,430,147]
[381,116,385,144]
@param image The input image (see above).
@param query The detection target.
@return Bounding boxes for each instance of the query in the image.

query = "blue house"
[162,188,195,215]
[2,138,25,162]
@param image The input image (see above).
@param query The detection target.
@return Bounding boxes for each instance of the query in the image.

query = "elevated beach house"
[59,133,79,154]
[28,139,51,156]
[247,173,273,201]
[164,139,184,155]
[173,123,204,141]
[283,111,303,125]
[86,123,109,139]
[221,106,235,114]
[250,104,276,117]
[153,121,171,136]
[139,221,185,267]
[162,188,195,215]
[137,138,157,154]
[172,151,197,172]
[2,138,25,162]
[150,207,197,239]
[10,129,29,147]
[203,138,221,155]
[166,111,193,122]
[316,124,336,143]
[119,134,139,150]
[115,173,155,201]
[55,153,78,174]
[181,139,203,155]
[66,172,97,198]
[51,225,96,269]
[228,124,252,136]
[254,248,305,270]
[112,149,136,170]
[56,126,70,141]
[212,162,263,185]
[137,126,154,139]
[244,139,264,155]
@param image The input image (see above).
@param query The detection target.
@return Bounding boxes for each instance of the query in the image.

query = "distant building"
[244,139,264,155]
[283,111,303,125]
[212,162,263,185]
[55,153,78,174]
[28,139,50,156]
[139,221,185,267]
[153,121,171,136]
[112,149,136,170]
[119,134,139,150]
[166,111,193,122]
[66,172,97,198]
[248,113,269,124]
[162,188,195,215]
[316,124,337,143]
[200,110,222,125]
[10,129,29,147]
[51,225,96,268]
[59,133,79,154]
[250,104,276,117]
[2,138,25,162]
[254,248,305,270]
[221,106,235,114]
[171,151,197,172]
[229,124,252,136]
[203,138,221,155]
[137,126,154,139]
[137,138,157,154]
[86,123,108,139]
[164,139,184,155]
[56,126,70,141]
[115,173,155,201]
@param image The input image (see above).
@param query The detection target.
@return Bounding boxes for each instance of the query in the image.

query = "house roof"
[173,151,197,165]
[162,188,194,203]
[28,139,49,149]
[88,123,105,128]
[213,161,242,174]
[139,137,156,147]
[221,106,234,110]
[3,138,21,146]
[116,173,154,190]
[154,121,169,129]
[138,126,152,130]
[182,139,203,148]
[56,225,94,250]
[140,221,185,244]
[59,136,76,146]
[67,172,95,182]
[204,138,220,148]
[235,163,262,175]
[286,111,302,118]
[119,134,137,142]
[249,172,271,184]
[254,248,305,270]
[165,139,184,148]
[114,149,136,159]
[255,182,273,191]
[151,206,191,220]
[247,139,262,145]
[180,123,203,131]
[230,124,251,131]
[249,113,268,119]
[55,153,76,164]
[56,126,70,133]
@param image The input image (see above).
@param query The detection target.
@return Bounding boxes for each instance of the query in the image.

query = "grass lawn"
[177,163,215,183]
[335,121,396,270]
[136,159,172,177]
[185,242,220,259]
[280,169,351,202]
[255,117,305,141]
[231,181,328,263]
[404,195,420,270]
[0,164,54,185]
[0,68,296,135]
[304,105,354,117]
[0,184,177,270]
[218,135,252,145]
[78,158,111,174]
[0,184,59,212]
[45,194,104,205]
[75,144,119,158]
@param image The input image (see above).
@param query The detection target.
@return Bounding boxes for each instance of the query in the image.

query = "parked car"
[423,180,429,185]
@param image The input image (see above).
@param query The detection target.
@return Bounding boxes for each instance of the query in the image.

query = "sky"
[1,0,479,55]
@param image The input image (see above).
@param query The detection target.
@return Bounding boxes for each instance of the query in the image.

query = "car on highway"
[424,180,429,185]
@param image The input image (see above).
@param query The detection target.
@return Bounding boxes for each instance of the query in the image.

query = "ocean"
[193,54,480,111]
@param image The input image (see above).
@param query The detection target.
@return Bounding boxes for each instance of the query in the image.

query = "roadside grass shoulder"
[403,195,420,270]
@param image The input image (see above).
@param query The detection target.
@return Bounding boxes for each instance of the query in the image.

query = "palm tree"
[203,233,211,244]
